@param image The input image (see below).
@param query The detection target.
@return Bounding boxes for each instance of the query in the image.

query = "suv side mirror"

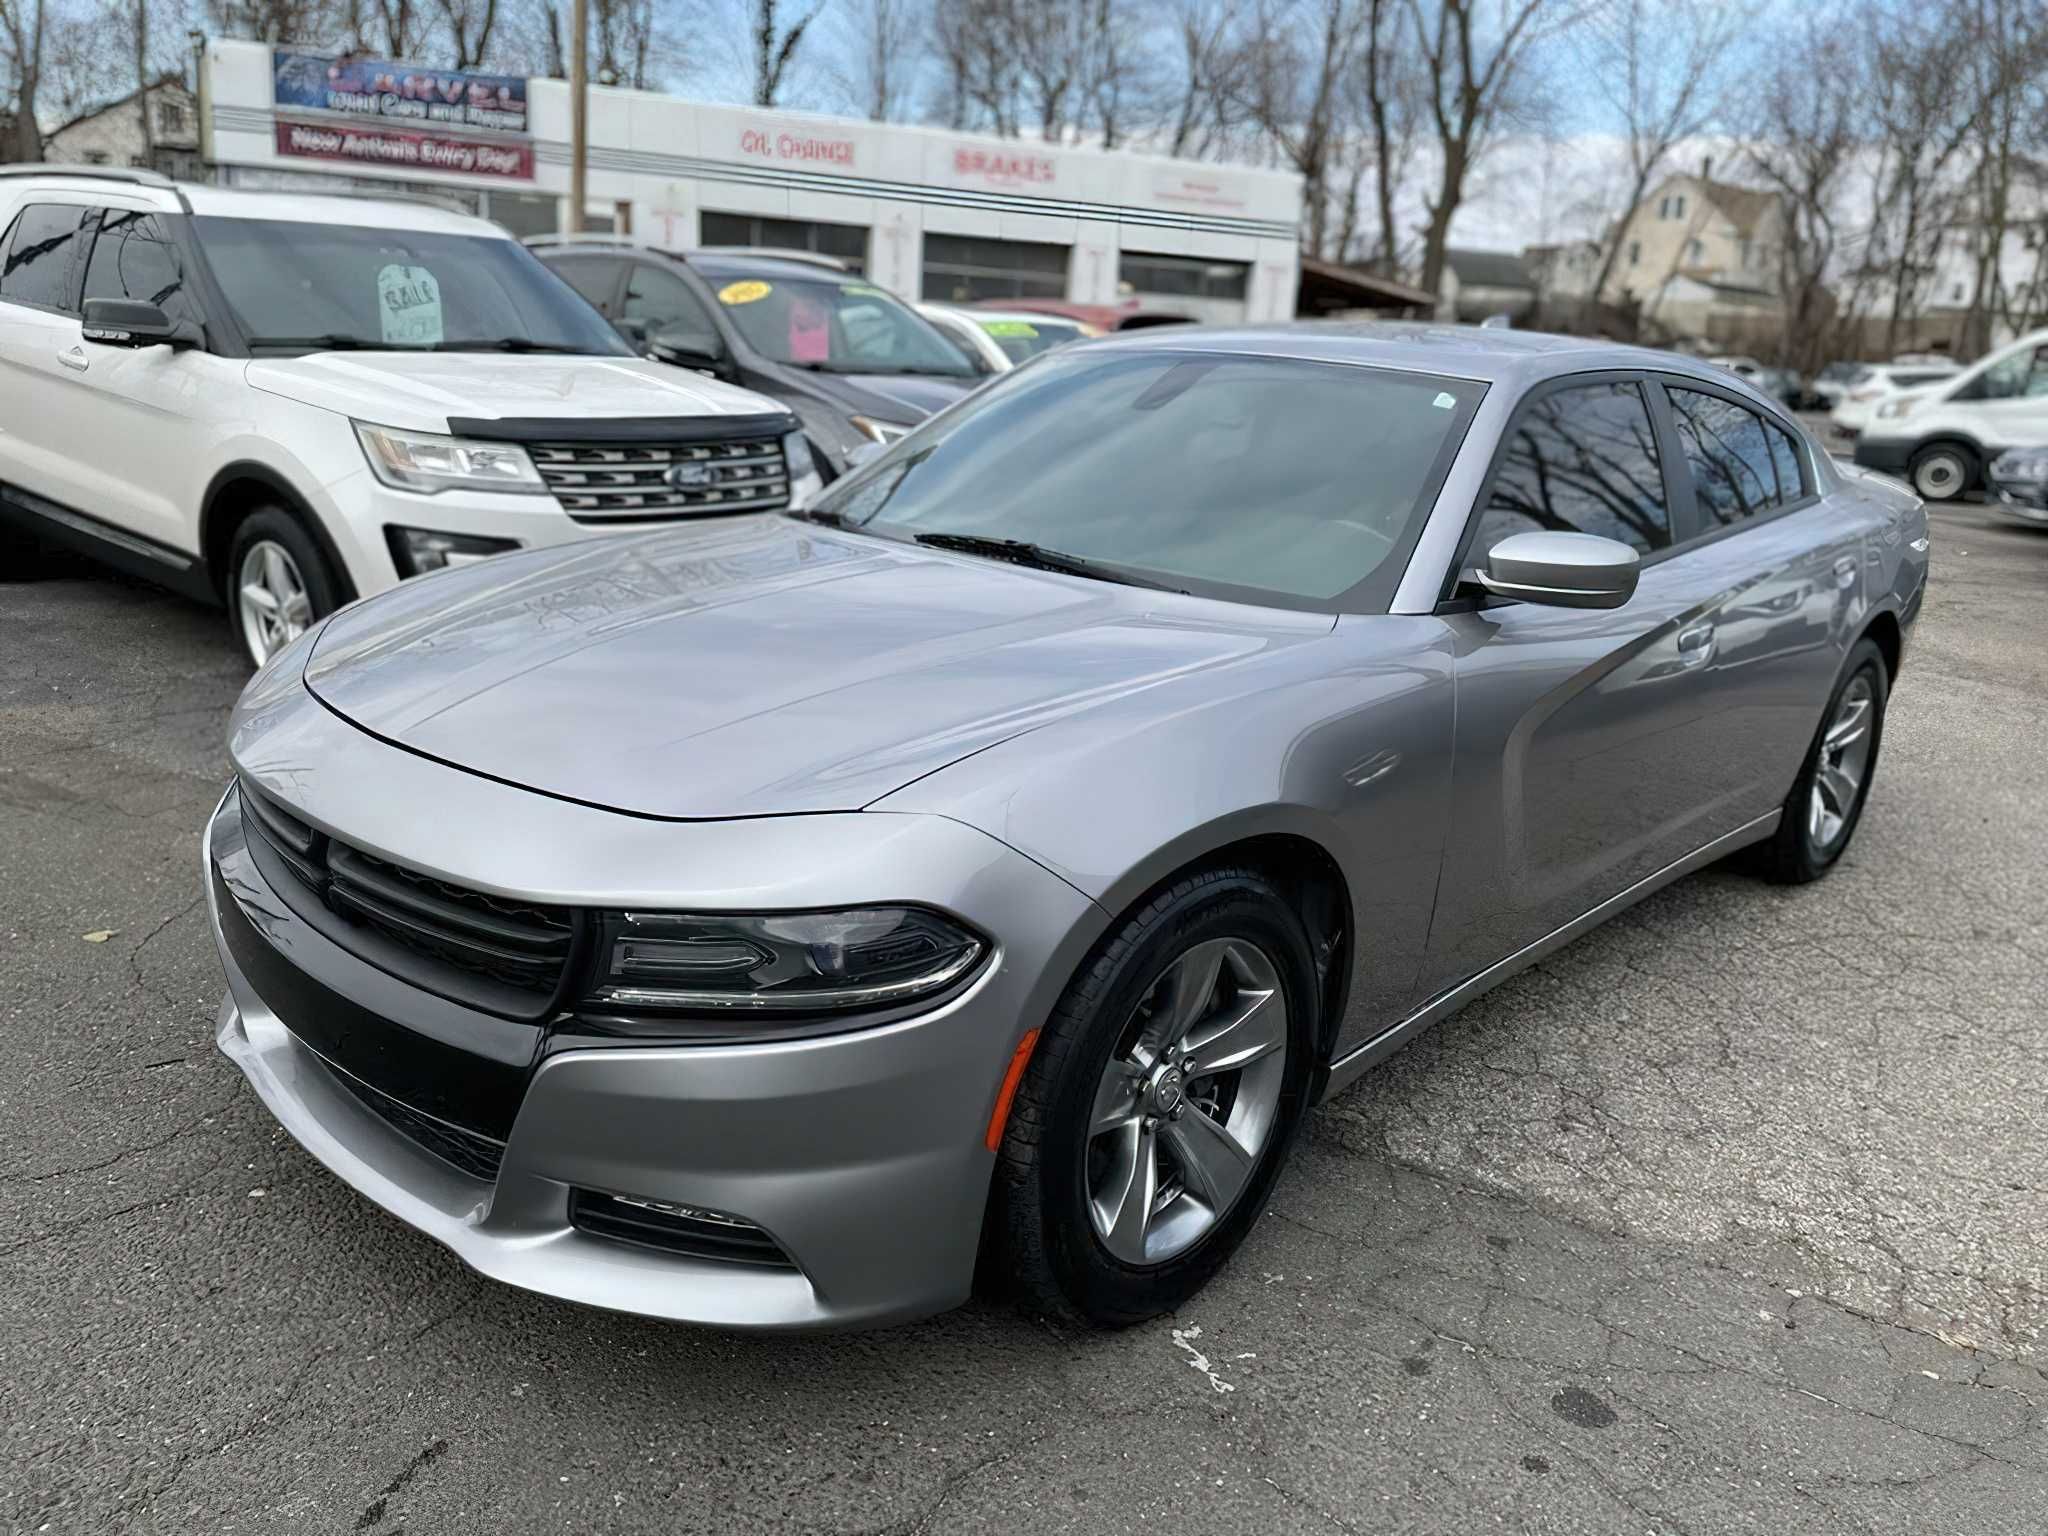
[82,298,194,350]
[647,323,728,374]
[1475,530,1639,610]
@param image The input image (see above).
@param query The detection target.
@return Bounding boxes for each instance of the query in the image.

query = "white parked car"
[915,302,1094,375]
[1853,331,2048,500]
[0,168,818,665]
[1827,361,1963,438]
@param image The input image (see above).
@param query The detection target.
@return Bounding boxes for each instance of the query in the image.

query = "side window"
[1954,347,2048,401]
[621,263,715,334]
[1477,381,1672,556]
[548,255,620,314]
[81,210,195,329]
[0,203,90,313]
[1667,387,1779,526]
[1766,422,1806,503]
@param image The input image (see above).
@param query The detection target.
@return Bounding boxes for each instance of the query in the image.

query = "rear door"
[1419,372,1827,998]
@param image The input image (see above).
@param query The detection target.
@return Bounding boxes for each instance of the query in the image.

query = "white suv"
[0,169,818,664]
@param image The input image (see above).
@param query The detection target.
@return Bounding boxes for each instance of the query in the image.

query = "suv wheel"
[227,510,340,668]
[994,867,1315,1326]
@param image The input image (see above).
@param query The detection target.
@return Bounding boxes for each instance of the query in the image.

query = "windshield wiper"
[430,337,591,354]
[913,532,1186,593]
[245,334,380,351]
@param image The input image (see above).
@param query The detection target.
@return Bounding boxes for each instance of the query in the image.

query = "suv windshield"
[810,349,1482,611]
[192,217,631,355]
[707,270,976,377]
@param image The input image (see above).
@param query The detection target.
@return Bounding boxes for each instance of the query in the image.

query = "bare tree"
[1742,6,1861,368]
[1410,0,1565,297]
[1578,0,1744,321]
[829,0,919,119]
[1164,0,1247,158]
[1359,0,1422,273]
[753,0,820,106]
[0,0,47,160]
[437,0,501,67]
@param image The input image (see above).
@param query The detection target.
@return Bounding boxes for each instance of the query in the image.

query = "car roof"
[684,251,862,282]
[970,308,1088,328]
[181,182,508,235]
[1087,320,1723,387]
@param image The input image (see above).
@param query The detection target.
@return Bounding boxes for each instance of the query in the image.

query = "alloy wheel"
[237,539,313,666]
[1808,674,1876,850]
[1085,938,1289,1266]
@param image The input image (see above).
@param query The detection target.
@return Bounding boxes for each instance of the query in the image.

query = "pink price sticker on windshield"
[788,295,831,363]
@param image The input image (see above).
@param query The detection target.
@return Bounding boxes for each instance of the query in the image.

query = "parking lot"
[3,490,2045,1534]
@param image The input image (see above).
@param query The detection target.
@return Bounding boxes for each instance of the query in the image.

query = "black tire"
[223,508,342,669]
[993,866,1317,1327]
[1753,638,1889,884]
[1908,441,1975,502]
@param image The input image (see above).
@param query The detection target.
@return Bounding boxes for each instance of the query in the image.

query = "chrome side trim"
[1319,809,1781,1101]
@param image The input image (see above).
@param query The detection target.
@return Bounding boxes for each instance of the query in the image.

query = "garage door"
[922,234,1068,303]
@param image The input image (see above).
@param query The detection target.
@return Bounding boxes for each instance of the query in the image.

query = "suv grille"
[237,780,577,1011]
[530,436,791,521]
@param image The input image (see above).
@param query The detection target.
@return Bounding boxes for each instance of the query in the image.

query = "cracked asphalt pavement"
[4,502,2046,1535]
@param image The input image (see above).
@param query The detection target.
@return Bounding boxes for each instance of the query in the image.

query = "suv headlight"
[1875,397,1919,421]
[587,907,986,1017]
[849,415,912,445]
[355,422,546,495]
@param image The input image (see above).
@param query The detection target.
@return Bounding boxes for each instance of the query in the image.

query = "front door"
[1420,374,1739,998]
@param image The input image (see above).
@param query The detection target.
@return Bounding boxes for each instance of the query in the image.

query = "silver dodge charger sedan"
[207,325,1928,1330]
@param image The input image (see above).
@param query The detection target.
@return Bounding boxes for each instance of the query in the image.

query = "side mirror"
[613,316,649,348]
[1475,530,1640,610]
[845,439,887,470]
[82,298,192,349]
[646,323,728,373]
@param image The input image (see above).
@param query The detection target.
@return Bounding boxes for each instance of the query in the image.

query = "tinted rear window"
[0,203,89,312]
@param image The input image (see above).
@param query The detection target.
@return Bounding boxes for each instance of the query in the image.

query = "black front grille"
[237,781,578,1014]
[326,1056,507,1181]
[570,1190,797,1268]
[530,436,791,521]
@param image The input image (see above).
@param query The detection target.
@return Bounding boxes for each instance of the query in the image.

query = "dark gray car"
[206,324,1928,1330]
[530,241,978,476]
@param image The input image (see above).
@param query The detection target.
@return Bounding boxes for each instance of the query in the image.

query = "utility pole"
[136,0,154,171]
[568,0,588,234]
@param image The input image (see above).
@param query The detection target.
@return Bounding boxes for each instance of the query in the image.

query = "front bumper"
[205,695,1102,1329]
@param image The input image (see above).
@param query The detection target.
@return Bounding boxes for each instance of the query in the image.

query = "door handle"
[58,344,88,372]
[1676,621,1716,668]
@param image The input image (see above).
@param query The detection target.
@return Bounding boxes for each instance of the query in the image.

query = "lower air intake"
[569,1190,796,1268]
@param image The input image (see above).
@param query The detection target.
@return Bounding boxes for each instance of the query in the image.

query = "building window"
[156,99,188,136]
[1739,238,1752,268]
[1118,251,1250,321]
[699,211,868,274]
[82,149,110,165]
[1672,194,1685,218]
[1685,239,1704,264]
[1628,240,1641,266]
[921,232,1068,303]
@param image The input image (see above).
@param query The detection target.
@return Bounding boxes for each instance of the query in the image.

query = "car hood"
[299,517,1329,819]
[789,369,976,424]
[246,353,783,434]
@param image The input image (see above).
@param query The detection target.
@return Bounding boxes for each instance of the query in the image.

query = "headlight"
[354,422,546,495]
[587,906,986,1017]
[384,525,522,576]
[1992,450,2048,482]
[849,415,913,445]
[1875,398,1919,421]
[782,429,816,481]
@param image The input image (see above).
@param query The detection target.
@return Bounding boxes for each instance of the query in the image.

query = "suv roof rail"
[694,246,849,271]
[0,163,177,189]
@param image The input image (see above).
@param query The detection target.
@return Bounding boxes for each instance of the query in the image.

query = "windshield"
[809,349,1483,611]
[709,272,976,377]
[979,316,1087,364]
[192,217,631,355]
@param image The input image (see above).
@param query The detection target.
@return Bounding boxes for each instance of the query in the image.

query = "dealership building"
[196,39,1305,323]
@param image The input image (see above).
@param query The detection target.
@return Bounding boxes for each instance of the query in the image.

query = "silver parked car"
[207,325,1928,1330]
